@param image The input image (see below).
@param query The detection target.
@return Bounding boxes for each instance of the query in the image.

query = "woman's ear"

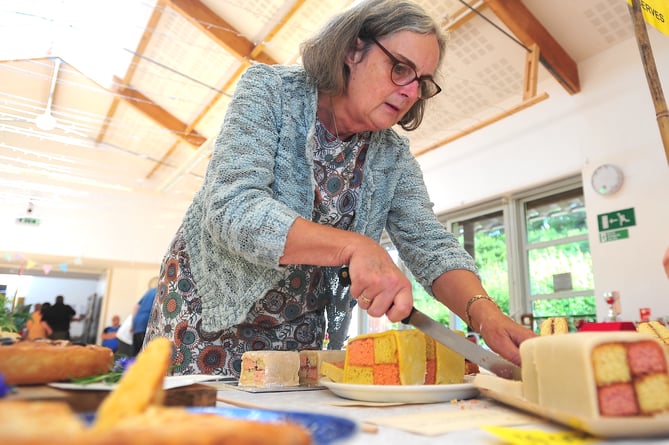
[345,37,365,65]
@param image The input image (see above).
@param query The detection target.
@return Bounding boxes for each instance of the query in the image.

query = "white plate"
[320,376,478,404]
[473,374,669,438]
[49,374,224,391]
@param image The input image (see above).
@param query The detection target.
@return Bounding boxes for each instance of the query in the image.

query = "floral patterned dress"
[143,119,369,377]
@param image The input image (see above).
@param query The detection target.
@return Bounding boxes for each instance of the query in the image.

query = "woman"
[25,303,51,340]
[144,0,535,377]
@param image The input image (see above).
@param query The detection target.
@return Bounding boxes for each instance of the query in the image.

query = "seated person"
[101,315,121,352]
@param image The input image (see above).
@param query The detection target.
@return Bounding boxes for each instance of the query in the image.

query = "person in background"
[40,302,52,334]
[101,314,121,352]
[663,247,669,279]
[132,278,158,355]
[115,314,134,356]
[43,295,82,340]
[144,0,535,377]
[25,303,51,340]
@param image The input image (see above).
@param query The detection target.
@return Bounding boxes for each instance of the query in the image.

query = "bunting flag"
[1,251,78,275]
[627,0,669,36]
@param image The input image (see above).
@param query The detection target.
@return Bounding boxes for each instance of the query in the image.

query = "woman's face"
[343,30,440,133]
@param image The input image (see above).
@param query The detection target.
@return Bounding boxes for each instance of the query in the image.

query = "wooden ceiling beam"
[145,0,305,182]
[112,76,206,146]
[483,0,580,95]
[166,0,277,65]
[96,3,165,144]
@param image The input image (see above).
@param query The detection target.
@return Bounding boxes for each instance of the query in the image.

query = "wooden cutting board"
[7,383,217,412]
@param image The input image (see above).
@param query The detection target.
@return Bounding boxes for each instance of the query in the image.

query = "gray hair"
[301,0,446,131]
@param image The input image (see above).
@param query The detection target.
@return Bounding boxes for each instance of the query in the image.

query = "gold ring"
[359,295,371,304]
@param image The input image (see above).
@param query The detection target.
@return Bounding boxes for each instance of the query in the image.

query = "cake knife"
[337,266,522,381]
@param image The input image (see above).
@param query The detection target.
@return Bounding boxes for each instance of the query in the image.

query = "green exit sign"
[16,217,41,226]
[597,207,636,232]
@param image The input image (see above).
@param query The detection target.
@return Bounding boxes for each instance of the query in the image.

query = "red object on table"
[578,322,637,332]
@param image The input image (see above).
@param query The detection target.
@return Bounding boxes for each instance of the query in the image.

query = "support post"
[629,0,669,165]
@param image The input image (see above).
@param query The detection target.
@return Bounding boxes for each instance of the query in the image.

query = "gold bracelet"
[465,294,498,329]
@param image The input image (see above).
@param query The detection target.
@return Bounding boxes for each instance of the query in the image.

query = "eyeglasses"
[370,37,441,100]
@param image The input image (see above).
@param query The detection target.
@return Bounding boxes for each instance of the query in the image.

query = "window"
[452,210,508,314]
[521,187,595,331]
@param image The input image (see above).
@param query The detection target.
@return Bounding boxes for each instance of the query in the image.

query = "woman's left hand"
[477,314,537,366]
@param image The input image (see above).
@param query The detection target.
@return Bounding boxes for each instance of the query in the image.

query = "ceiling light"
[35,112,57,131]
[35,57,61,132]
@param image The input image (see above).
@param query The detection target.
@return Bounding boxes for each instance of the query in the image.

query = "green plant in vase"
[0,294,31,338]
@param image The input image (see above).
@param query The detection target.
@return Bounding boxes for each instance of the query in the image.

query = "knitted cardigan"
[180,64,478,336]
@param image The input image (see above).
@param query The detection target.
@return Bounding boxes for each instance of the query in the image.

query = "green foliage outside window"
[469,229,509,314]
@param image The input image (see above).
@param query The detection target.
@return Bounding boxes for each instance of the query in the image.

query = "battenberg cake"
[539,317,569,335]
[637,321,669,347]
[239,351,300,387]
[341,329,468,385]
[423,333,465,384]
[343,329,426,385]
[298,350,346,385]
[521,332,669,418]
[320,359,345,383]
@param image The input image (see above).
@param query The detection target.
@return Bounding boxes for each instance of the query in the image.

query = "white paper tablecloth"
[210,383,669,445]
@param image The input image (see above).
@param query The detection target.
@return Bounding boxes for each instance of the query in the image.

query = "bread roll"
[0,340,114,385]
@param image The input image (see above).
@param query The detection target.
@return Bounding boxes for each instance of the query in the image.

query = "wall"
[97,266,160,342]
[418,29,669,322]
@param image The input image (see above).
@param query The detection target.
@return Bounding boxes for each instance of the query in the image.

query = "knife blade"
[402,307,522,380]
[337,266,521,381]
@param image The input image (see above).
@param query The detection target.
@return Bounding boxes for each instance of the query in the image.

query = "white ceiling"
[0,0,636,274]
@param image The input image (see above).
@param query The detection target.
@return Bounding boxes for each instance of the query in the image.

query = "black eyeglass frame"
[369,36,442,100]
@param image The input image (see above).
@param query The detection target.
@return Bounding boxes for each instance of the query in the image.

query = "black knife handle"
[338,266,351,286]
[401,307,416,325]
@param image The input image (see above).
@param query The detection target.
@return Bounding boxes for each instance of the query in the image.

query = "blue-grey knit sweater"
[180,63,478,335]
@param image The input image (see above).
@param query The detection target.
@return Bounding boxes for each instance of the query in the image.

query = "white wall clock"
[591,164,624,196]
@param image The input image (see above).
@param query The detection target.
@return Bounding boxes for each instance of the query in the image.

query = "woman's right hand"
[281,218,414,321]
[344,238,414,323]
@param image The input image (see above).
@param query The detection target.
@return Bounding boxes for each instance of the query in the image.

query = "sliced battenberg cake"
[520,332,669,417]
[238,350,300,388]
[343,329,426,385]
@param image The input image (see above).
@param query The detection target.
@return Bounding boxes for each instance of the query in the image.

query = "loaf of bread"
[0,340,114,384]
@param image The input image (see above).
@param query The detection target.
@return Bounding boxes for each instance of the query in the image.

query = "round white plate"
[320,376,478,404]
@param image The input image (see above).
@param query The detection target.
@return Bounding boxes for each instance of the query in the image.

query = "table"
[8,383,217,412]
[210,382,668,445]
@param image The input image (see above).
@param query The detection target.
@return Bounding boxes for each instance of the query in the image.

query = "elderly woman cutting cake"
[144,0,536,377]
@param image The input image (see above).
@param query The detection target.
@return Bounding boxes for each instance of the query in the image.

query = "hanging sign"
[626,0,669,37]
